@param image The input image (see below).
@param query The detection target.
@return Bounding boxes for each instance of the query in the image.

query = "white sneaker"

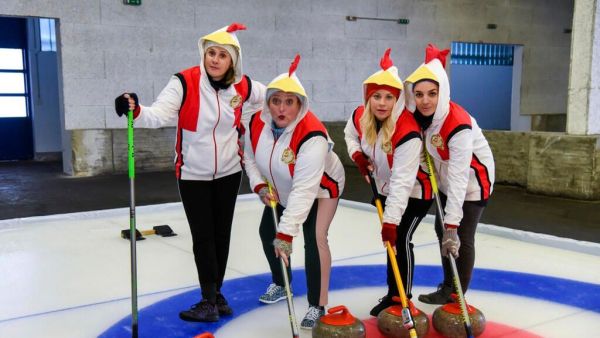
[259,283,289,304]
[300,305,325,329]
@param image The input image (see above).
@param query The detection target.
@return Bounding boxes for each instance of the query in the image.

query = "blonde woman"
[344,49,433,316]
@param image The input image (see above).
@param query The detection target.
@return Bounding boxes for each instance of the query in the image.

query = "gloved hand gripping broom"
[266,181,300,338]
[127,109,139,338]
[424,151,474,338]
[367,171,418,338]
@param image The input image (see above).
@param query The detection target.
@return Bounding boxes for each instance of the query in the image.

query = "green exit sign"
[123,0,141,5]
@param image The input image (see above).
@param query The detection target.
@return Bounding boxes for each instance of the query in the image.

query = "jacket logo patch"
[431,134,444,150]
[381,141,392,154]
[230,95,242,109]
[281,147,296,164]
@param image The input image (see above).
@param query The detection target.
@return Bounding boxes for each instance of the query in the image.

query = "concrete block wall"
[462,131,599,200]
[70,128,176,177]
[483,131,529,187]
[0,0,574,176]
[527,133,599,199]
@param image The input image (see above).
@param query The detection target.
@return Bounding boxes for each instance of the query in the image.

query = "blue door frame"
[0,17,33,161]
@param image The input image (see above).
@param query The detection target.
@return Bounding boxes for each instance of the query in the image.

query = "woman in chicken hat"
[404,44,495,304]
[344,49,434,316]
[244,55,345,329]
[113,23,266,322]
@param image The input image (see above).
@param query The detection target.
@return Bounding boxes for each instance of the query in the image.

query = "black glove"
[114,93,139,117]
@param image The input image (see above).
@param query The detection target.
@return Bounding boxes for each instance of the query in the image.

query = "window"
[39,18,56,52]
[0,48,28,118]
[451,42,514,66]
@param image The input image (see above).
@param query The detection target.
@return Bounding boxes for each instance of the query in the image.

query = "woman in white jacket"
[243,55,345,329]
[404,44,495,304]
[114,23,266,322]
[344,49,433,316]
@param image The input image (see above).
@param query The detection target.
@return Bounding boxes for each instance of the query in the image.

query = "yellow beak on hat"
[202,31,240,49]
[405,65,438,84]
[267,77,307,97]
[363,70,403,90]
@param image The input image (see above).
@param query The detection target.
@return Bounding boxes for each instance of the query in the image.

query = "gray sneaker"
[300,305,325,329]
[259,283,289,304]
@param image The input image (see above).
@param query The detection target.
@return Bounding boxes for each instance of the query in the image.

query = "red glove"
[274,232,293,266]
[276,232,293,243]
[381,222,397,244]
[351,151,370,177]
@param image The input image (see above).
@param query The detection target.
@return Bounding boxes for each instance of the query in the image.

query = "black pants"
[259,201,321,306]
[178,171,242,303]
[379,196,433,299]
[434,193,486,293]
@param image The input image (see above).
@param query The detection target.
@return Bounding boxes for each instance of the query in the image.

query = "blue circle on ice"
[99,265,600,337]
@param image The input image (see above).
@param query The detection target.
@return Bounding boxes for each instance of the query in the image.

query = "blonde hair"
[359,102,396,153]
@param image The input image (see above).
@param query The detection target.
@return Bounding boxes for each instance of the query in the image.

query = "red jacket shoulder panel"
[352,106,365,139]
[435,102,472,159]
[248,111,265,154]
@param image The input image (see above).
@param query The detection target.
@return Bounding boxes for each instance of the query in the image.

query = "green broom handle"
[128,109,138,338]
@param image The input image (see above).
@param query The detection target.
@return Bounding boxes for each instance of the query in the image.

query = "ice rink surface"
[0,195,598,337]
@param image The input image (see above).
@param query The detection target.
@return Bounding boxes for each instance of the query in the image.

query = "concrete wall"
[329,126,600,200]
[527,133,600,199]
[567,0,600,135]
[0,0,574,176]
[70,128,176,176]
[482,130,600,200]
[484,131,530,187]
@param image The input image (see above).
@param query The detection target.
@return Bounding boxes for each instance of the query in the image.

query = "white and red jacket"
[404,45,495,226]
[244,108,345,237]
[134,35,265,180]
[345,105,432,225]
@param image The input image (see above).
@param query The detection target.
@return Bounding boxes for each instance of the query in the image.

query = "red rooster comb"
[289,54,300,77]
[380,48,393,70]
[226,22,247,33]
[425,43,450,68]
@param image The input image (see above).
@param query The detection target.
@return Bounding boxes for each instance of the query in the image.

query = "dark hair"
[223,66,236,86]
[412,79,439,91]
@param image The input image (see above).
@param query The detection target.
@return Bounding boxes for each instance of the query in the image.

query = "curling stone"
[377,297,429,338]
[193,333,214,338]
[312,305,366,338]
[432,298,486,338]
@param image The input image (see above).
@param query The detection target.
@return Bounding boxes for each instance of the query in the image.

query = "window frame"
[0,48,30,118]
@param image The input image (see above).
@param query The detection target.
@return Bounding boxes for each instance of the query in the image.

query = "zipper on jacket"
[371,143,377,180]
[212,90,221,179]
[268,135,280,201]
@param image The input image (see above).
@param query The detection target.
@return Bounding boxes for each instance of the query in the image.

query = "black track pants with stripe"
[378,196,433,299]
